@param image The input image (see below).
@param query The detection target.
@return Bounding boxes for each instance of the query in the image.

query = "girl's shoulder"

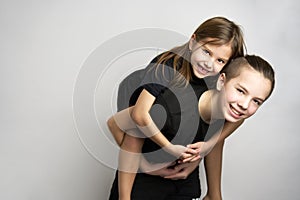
[148,52,175,68]
[144,53,177,80]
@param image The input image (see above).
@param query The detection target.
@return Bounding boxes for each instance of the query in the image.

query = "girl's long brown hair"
[154,16,246,86]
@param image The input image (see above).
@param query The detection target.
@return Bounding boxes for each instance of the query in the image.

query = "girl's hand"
[187,142,204,153]
[179,142,204,163]
[180,152,201,163]
[163,144,187,158]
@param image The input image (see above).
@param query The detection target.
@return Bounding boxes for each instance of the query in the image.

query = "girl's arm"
[131,89,169,145]
[203,120,244,200]
[108,89,191,158]
[131,89,188,157]
[107,99,169,148]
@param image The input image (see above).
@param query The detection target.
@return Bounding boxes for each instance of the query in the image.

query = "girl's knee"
[121,135,144,152]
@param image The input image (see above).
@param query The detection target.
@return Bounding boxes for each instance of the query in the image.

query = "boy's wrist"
[205,192,222,200]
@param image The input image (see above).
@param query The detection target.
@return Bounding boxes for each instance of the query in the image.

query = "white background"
[1,0,299,199]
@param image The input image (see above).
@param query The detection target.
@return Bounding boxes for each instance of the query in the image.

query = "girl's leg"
[118,133,144,200]
[107,107,137,146]
[107,116,126,146]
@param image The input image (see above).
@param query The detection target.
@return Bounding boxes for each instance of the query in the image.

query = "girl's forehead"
[201,37,225,43]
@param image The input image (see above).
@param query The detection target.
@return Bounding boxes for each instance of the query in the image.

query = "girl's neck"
[198,90,223,124]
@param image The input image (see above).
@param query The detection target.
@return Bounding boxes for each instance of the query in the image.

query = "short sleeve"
[140,56,175,97]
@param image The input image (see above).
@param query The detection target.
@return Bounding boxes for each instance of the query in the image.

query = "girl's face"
[218,66,272,123]
[189,37,232,78]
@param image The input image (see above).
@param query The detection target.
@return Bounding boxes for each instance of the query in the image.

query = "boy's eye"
[217,59,225,64]
[253,99,262,106]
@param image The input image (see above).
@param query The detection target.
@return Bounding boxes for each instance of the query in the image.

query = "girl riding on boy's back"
[108,16,246,200]
[106,16,275,200]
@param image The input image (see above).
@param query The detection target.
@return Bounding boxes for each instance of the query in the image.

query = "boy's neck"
[198,90,223,124]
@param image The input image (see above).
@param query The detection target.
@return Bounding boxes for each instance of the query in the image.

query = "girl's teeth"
[199,66,208,74]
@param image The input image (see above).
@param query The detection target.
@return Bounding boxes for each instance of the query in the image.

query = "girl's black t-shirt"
[126,54,224,163]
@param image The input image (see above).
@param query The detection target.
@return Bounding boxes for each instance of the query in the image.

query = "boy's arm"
[203,120,244,200]
[203,140,224,200]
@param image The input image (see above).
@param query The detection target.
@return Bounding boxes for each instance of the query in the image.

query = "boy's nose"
[238,98,250,110]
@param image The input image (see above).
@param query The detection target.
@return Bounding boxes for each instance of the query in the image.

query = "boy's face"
[219,66,272,123]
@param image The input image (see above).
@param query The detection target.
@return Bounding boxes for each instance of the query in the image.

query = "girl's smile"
[189,37,232,79]
[196,63,210,75]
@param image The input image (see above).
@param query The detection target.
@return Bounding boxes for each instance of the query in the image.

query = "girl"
[108,16,246,200]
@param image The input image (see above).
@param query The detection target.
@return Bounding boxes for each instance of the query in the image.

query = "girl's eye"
[237,88,244,94]
[202,49,210,55]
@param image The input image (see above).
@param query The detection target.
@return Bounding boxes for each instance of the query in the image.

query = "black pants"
[108,168,201,200]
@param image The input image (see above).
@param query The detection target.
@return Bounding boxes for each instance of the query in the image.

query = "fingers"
[190,155,201,162]
[186,142,204,152]
[180,150,201,163]
[161,169,182,178]
[181,154,201,163]
[145,161,176,173]
[186,143,198,149]
[164,169,187,180]
[164,173,184,180]
[180,146,199,161]
[181,152,192,159]
[184,147,198,155]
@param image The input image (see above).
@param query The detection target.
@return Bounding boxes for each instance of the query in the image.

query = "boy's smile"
[221,66,272,122]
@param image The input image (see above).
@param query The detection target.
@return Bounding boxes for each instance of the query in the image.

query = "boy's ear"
[217,73,226,91]
[188,34,196,51]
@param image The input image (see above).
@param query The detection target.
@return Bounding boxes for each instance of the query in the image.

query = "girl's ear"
[188,34,196,51]
[217,73,226,91]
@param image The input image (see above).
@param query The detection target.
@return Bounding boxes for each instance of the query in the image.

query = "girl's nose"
[204,58,214,69]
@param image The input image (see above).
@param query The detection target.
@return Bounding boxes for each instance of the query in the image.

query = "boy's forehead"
[232,66,259,82]
[233,62,251,72]
[230,67,271,100]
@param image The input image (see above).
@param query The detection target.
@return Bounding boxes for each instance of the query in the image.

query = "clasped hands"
[145,142,204,180]
[164,141,205,163]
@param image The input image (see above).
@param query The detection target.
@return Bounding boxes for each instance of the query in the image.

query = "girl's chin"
[193,69,206,79]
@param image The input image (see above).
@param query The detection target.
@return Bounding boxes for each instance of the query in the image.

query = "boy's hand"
[164,159,201,180]
[144,161,178,177]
